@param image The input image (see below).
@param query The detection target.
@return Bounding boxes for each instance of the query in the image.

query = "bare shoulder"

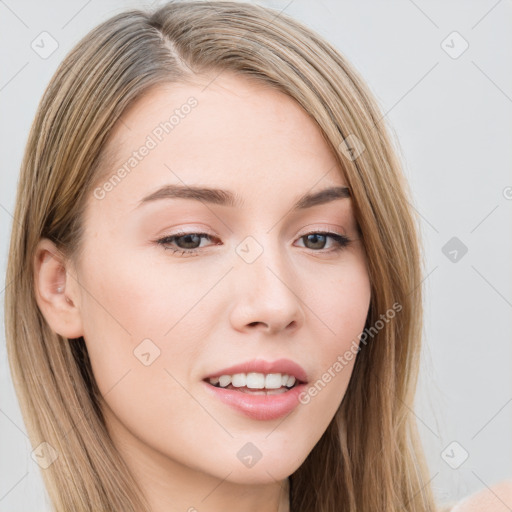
[449,479,512,512]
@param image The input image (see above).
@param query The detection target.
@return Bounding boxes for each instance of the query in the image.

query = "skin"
[450,479,512,512]
[34,73,372,512]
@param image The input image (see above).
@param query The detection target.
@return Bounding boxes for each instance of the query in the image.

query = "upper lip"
[204,358,308,383]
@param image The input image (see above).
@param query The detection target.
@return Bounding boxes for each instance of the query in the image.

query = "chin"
[215,445,308,484]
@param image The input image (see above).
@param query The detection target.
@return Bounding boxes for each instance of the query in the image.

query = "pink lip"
[202,381,307,421]
[203,358,309,383]
[202,358,309,421]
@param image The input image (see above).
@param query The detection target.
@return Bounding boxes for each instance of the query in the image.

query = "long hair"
[5,1,439,510]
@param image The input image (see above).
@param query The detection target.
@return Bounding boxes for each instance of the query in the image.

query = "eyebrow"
[136,184,351,211]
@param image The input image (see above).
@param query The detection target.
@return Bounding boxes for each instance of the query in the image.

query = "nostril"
[248,321,267,328]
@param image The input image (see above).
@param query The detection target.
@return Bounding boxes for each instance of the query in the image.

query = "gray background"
[1,0,511,510]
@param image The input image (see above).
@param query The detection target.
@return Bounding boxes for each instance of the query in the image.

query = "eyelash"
[155,230,352,257]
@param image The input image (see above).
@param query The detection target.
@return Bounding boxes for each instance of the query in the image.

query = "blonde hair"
[5,1,440,510]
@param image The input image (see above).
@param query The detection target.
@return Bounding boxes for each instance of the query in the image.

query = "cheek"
[75,244,171,394]
[78,239,192,341]
[311,251,371,349]
[76,239,215,400]
[76,246,207,452]
[301,253,371,405]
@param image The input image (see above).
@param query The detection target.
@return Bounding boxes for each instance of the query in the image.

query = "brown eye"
[156,232,217,256]
[298,232,351,252]
[170,233,203,250]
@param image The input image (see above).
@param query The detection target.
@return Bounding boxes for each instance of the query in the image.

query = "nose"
[229,242,305,336]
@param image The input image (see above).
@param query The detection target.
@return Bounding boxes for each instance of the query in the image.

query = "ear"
[33,238,84,339]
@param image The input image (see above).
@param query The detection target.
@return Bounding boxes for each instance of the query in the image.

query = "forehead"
[91,73,349,214]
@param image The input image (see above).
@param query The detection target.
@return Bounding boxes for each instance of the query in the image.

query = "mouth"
[203,372,305,395]
[201,358,309,420]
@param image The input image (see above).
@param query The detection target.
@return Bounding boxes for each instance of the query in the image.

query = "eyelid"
[157,223,349,241]
[156,225,216,238]
[295,223,348,238]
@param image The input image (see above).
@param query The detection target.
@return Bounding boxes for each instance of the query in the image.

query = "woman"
[5,1,451,510]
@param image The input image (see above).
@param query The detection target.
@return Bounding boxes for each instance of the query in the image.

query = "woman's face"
[67,74,371,486]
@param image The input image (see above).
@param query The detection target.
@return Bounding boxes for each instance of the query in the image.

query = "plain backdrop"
[1,0,511,510]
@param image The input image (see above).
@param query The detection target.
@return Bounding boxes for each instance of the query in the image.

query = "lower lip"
[202,381,307,421]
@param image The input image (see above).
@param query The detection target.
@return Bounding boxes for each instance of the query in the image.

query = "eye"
[296,231,352,252]
[155,230,352,257]
[156,231,217,257]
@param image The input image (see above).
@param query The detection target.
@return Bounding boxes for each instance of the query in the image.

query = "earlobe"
[33,238,84,339]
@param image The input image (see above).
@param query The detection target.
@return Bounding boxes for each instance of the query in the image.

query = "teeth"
[218,375,232,387]
[208,372,298,389]
[246,372,265,388]
[231,373,246,387]
[265,373,283,389]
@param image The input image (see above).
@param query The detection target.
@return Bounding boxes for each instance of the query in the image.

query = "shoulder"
[449,478,512,512]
